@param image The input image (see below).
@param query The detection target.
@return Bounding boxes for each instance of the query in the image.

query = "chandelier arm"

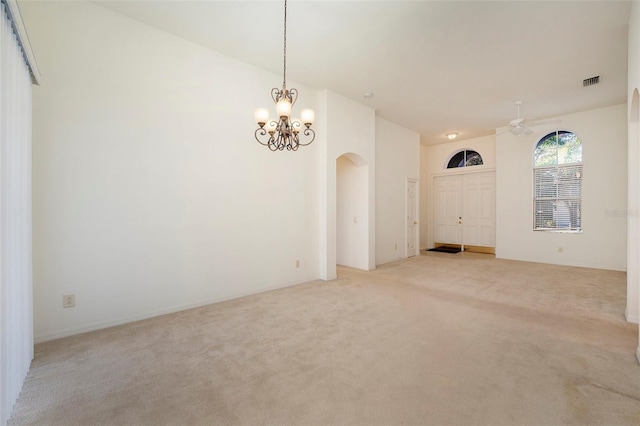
[292,132,300,151]
[269,129,279,150]
[271,87,281,104]
[297,128,315,146]
[289,87,298,107]
[255,128,270,146]
[279,132,288,151]
[271,124,284,151]
[281,123,292,151]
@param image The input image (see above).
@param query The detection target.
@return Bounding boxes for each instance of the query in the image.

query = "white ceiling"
[94,0,631,145]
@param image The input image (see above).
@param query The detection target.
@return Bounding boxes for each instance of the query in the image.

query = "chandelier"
[254,0,315,151]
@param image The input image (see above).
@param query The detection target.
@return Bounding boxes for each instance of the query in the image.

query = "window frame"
[532,131,583,233]
[446,149,483,169]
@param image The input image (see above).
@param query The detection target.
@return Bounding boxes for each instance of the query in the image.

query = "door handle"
[414,221,417,225]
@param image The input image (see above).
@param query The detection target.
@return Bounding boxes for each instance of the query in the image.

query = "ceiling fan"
[501,100,561,136]
[507,100,533,136]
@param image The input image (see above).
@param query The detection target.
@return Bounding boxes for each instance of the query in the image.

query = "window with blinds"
[533,131,583,231]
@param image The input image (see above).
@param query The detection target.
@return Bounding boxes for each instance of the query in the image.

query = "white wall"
[375,117,420,265]
[319,90,375,279]
[336,156,369,269]
[496,104,627,271]
[21,1,321,342]
[420,135,496,249]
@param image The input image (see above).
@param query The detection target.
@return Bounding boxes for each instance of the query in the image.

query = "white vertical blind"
[0,1,35,424]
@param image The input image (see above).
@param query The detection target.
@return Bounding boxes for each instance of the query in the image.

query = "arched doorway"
[336,153,369,270]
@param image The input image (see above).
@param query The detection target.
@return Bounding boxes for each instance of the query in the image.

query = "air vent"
[583,75,600,87]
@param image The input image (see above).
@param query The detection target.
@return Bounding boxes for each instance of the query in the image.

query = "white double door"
[434,171,495,248]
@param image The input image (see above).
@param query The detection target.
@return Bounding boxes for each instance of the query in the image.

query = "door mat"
[427,246,462,254]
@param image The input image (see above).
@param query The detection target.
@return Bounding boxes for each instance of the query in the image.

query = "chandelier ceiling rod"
[282,0,287,89]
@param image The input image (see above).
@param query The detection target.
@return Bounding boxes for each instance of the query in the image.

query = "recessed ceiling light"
[363,92,373,98]
[446,132,458,140]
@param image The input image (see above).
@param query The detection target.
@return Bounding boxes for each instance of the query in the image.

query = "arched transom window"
[533,131,583,231]
[447,150,483,169]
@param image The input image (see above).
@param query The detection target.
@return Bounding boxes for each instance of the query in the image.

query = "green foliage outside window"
[534,131,582,166]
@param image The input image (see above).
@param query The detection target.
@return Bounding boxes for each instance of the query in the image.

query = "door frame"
[406,178,420,258]
[430,168,496,250]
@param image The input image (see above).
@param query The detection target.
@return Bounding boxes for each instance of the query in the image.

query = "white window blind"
[0,0,38,424]
[534,164,583,231]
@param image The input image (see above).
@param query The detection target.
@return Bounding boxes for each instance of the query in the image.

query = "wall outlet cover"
[63,294,75,308]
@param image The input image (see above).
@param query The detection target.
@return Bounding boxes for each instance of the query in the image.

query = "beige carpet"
[8,252,640,425]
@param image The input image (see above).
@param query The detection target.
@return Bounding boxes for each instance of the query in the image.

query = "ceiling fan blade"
[509,125,527,136]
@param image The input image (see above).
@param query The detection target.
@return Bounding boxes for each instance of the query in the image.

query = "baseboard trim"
[34,279,315,344]
[625,309,639,324]
[376,256,403,266]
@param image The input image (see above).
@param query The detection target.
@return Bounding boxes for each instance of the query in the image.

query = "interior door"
[434,175,463,244]
[406,179,418,257]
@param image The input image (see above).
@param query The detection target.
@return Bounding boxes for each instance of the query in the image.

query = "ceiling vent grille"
[583,75,600,87]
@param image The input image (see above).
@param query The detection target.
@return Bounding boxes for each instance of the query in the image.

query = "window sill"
[533,228,582,234]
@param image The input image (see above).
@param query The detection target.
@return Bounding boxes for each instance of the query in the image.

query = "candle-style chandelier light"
[254,0,315,151]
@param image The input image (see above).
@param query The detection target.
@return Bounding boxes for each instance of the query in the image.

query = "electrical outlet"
[295,259,300,268]
[558,247,564,254]
[63,294,75,308]
[395,243,398,250]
